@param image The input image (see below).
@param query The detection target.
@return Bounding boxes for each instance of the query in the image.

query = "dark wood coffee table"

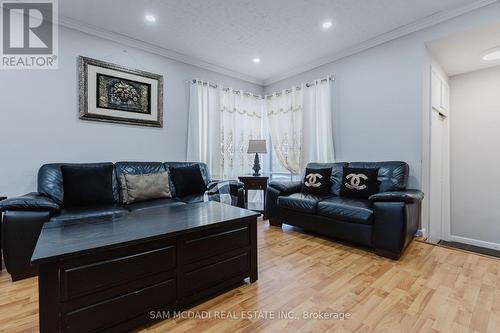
[32,201,259,333]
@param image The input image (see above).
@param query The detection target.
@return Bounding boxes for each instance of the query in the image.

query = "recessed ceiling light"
[322,21,333,29]
[252,57,261,63]
[482,47,500,61]
[145,14,156,23]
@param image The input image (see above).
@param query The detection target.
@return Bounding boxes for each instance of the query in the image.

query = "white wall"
[0,25,262,197]
[1,3,500,200]
[450,66,500,247]
[265,2,500,191]
[268,37,424,189]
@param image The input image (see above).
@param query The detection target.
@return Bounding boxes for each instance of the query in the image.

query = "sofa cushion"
[115,161,166,179]
[177,194,205,204]
[164,162,210,197]
[124,198,186,212]
[305,162,348,196]
[278,193,333,214]
[317,197,373,225]
[340,167,380,199]
[302,167,332,194]
[61,165,115,207]
[38,163,120,205]
[115,162,167,203]
[169,165,207,197]
[348,161,408,192]
[120,172,172,204]
[49,204,127,223]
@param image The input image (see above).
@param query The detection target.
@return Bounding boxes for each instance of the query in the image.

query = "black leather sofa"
[0,161,244,281]
[265,161,424,259]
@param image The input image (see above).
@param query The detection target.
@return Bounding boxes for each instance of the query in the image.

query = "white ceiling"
[59,0,494,85]
[427,20,500,76]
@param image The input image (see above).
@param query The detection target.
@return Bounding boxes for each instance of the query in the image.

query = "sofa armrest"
[265,181,302,225]
[369,189,424,204]
[0,192,60,212]
[207,180,245,208]
[209,179,244,189]
[2,210,51,280]
[268,181,302,195]
[372,200,421,260]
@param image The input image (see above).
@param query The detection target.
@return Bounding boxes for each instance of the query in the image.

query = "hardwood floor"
[1,220,499,333]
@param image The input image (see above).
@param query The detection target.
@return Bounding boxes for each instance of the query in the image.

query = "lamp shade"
[247,140,267,154]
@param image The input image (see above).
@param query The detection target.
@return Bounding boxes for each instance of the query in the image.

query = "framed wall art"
[79,56,163,127]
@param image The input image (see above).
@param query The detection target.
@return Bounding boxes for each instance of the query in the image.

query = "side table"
[238,176,268,219]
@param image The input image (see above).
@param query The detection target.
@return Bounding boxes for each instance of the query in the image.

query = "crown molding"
[57,16,265,86]
[263,0,499,86]
[56,0,497,88]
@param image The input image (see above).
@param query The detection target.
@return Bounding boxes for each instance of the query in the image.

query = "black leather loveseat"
[0,161,244,281]
[265,161,423,259]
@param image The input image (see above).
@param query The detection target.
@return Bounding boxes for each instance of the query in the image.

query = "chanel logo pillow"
[340,167,379,199]
[301,167,332,194]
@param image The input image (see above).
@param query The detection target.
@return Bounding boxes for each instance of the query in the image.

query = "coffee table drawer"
[63,278,176,333]
[182,252,249,295]
[183,226,249,263]
[62,245,175,300]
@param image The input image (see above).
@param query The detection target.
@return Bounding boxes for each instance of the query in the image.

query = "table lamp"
[247,140,267,176]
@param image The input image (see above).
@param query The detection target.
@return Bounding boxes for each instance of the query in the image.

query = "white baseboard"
[416,228,426,237]
[449,235,500,251]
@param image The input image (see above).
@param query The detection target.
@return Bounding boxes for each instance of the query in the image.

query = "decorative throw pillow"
[169,165,207,197]
[119,175,129,204]
[120,172,172,204]
[61,165,114,207]
[301,168,332,194]
[340,167,380,199]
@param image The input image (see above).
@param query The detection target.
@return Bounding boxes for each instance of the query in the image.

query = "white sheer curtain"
[187,82,264,180]
[187,76,334,182]
[187,81,221,178]
[266,77,335,173]
[302,77,335,169]
[220,89,264,179]
[265,88,303,174]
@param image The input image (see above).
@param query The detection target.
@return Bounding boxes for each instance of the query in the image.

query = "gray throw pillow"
[120,172,172,204]
[119,175,130,204]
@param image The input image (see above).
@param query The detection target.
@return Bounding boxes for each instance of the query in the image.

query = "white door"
[429,109,445,243]
[428,69,450,243]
